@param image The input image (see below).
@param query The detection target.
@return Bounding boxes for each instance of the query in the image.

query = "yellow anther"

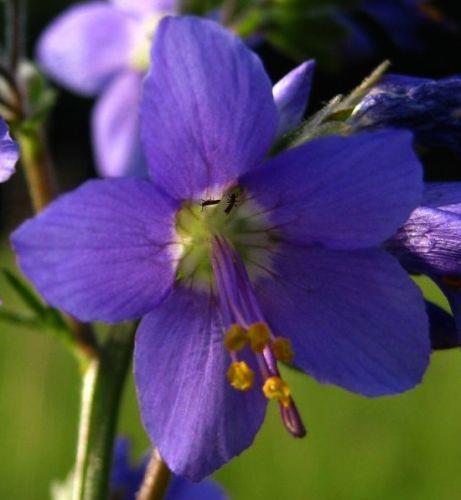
[227,361,255,391]
[224,324,248,352]
[271,337,294,363]
[247,322,270,353]
[263,376,291,408]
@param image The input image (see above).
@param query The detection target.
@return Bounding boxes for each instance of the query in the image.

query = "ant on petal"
[200,198,221,211]
[225,189,242,215]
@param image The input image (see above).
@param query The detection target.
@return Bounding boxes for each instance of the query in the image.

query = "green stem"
[16,127,58,212]
[136,449,172,500]
[73,323,136,500]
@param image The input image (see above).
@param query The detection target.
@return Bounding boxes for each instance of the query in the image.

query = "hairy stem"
[136,449,172,500]
[73,323,136,500]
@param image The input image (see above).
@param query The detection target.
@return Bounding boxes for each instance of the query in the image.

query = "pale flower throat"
[174,187,307,438]
[130,13,168,71]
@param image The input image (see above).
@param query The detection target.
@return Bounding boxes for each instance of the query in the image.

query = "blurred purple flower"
[0,117,19,182]
[37,2,312,178]
[387,182,461,348]
[349,74,461,154]
[37,0,177,178]
[111,438,226,500]
[13,17,430,480]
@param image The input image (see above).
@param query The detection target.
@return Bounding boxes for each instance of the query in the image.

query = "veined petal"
[37,2,135,96]
[0,118,19,182]
[92,72,147,178]
[12,179,178,322]
[243,130,423,250]
[134,287,267,481]
[350,74,461,153]
[387,206,461,275]
[141,16,278,200]
[273,60,315,137]
[255,245,430,396]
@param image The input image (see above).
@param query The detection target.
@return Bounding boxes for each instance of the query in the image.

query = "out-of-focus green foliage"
[182,0,360,68]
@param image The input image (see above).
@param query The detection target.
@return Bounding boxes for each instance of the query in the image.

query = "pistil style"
[211,235,307,438]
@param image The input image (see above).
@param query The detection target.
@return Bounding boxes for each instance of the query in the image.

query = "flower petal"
[423,182,461,215]
[167,476,227,500]
[111,438,146,498]
[273,60,315,137]
[141,16,278,200]
[255,245,430,396]
[350,75,461,153]
[37,2,135,96]
[134,287,267,481]
[112,0,176,14]
[243,130,423,249]
[92,72,147,178]
[12,179,177,322]
[0,118,19,182]
[387,206,461,275]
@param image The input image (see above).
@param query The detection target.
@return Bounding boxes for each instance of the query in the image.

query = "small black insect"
[224,192,239,215]
[200,199,221,211]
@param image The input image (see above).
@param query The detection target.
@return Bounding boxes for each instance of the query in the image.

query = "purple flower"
[37,2,312,178]
[388,183,461,277]
[111,438,226,500]
[388,182,461,346]
[13,17,430,480]
[37,0,177,178]
[349,74,461,154]
[0,117,19,182]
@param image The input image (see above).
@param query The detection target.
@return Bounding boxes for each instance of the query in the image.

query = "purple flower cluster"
[12,17,434,480]
[350,75,461,154]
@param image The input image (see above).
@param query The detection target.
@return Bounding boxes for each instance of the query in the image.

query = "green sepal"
[12,61,57,133]
[272,60,390,153]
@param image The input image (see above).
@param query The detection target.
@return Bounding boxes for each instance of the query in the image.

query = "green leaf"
[232,0,361,68]
[0,309,41,328]
[2,268,46,315]
[0,268,81,357]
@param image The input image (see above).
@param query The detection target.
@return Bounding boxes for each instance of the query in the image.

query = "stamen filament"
[210,235,307,438]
